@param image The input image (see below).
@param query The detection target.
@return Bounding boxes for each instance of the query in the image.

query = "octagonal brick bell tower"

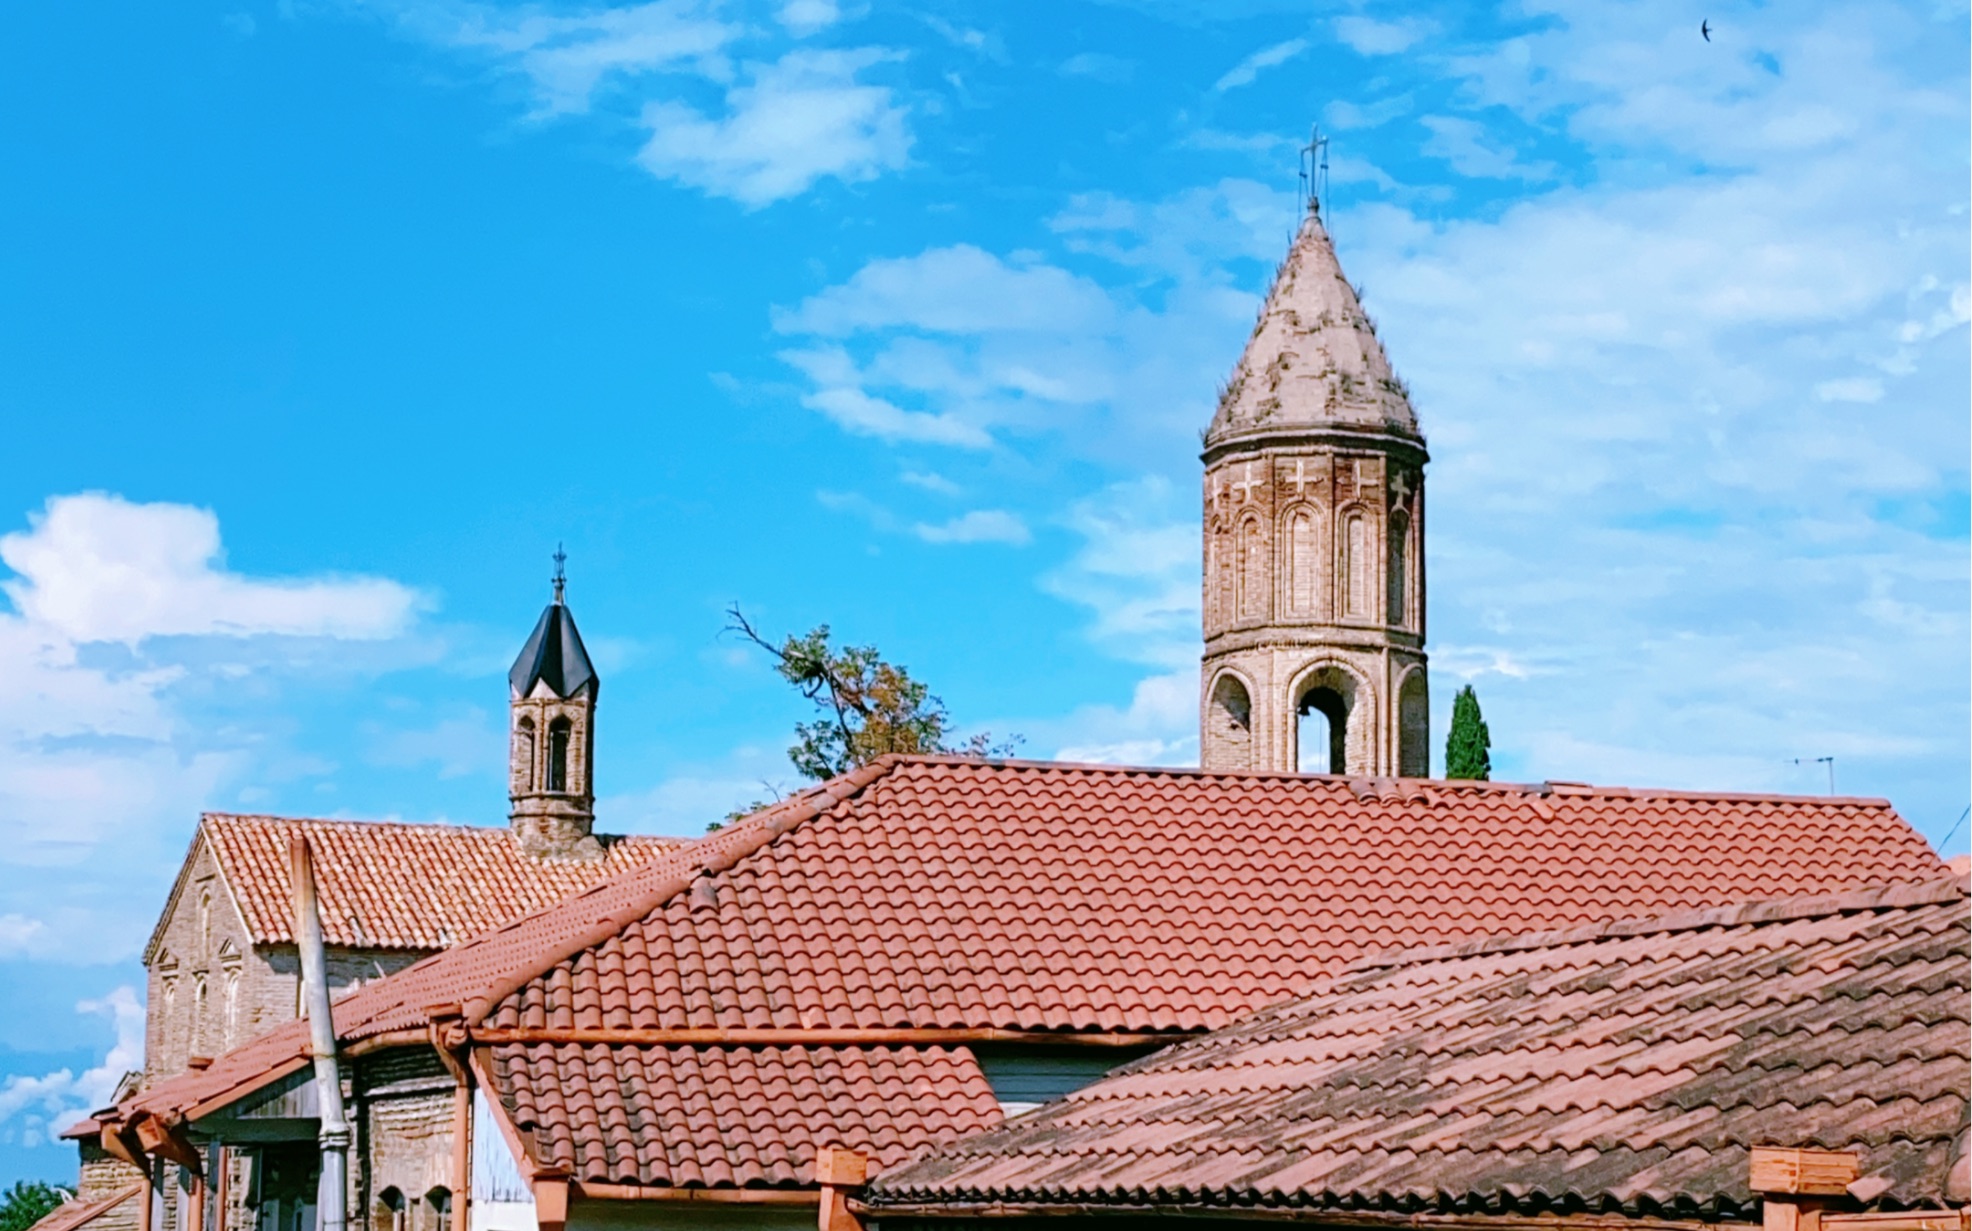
[1199,203,1429,777]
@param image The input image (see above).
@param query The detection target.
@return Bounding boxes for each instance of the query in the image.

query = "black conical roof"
[509,600,597,699]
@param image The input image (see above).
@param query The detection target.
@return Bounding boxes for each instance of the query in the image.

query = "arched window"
[513,718,536,793]
[1339,511,1369,619]
[374,1189,405,1231]
[1398,670,1430,777]
[547,719,572,793]
[1237,518,1266,621]
[223,968,241,1048]
[1283,508,1319,617]
[1214,528,1236,628]
[424,1189,452,1231]
[199,890,212,954]
[1387,509,1410,628]
[192,975,207,1054]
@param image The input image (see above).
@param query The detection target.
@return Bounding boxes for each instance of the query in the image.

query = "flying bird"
[1701,19,1712,40]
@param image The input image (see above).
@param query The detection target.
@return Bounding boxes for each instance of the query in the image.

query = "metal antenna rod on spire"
[552,543,567,604]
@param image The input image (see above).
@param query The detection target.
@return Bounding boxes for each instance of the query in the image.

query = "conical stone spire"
[1207,208,1418,447]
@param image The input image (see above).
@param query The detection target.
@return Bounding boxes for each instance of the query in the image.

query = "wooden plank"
[1750,1148,1859,1196]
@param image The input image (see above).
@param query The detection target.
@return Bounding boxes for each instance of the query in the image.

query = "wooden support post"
[531,1177,568,1231]
[136,1157,155,1231]
[814,1147,869,1231]
[450,1083,473,1231]
[211,1147,229,1231]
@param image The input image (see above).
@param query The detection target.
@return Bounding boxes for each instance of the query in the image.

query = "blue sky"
[1,0,1966,1186]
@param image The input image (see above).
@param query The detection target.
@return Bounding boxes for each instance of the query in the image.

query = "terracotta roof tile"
[25,1186,141,1231]
[869,877,1972,1218]
[483,760,1942,1033]
[487,1043,999,1189]
[193,815,677,951]
[114,758,1947,1192]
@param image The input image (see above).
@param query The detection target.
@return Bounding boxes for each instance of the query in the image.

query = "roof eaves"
[459,757,902,1025]
[1348,875,1970,974]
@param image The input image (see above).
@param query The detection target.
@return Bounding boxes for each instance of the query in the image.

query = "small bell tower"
[508,549,602,860]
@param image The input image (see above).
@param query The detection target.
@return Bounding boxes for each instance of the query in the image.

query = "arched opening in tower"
[547,717,572,793]
[1297,686,1349,774]
[1207,673,1253,769]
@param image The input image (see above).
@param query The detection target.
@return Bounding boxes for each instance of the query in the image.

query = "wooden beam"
[569,1182,816,1206]
[532,1177,568,1231]
[853,1205,1743,1230]
[133,1117,203,1172]
[1823,1212,1967,1231]
[468,1026,1190,1048]
[100,1126,145,1170]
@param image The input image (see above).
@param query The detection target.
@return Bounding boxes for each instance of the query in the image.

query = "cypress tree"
[1444,684,1492,780]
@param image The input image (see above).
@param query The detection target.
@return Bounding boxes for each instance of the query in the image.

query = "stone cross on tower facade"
[508,561,603,860]
[1199,205,1430,776]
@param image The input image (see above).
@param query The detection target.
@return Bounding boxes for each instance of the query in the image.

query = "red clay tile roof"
[26,1186,142,1231]
[170,815,677,955]
[485,1043,999,1188]
[870,877,1972,1220]
[485,760,1941,1034]
[112,758,1948,1191]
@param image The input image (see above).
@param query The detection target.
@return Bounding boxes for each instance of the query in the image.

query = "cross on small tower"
[1286,459,1316,498]
[552,544,567,605]
[1390,469,1413,507]
[1231,463,1264,503]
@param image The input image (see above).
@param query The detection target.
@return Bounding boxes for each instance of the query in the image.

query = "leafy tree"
[1444,684,1492,781]
[726,606,1020,785]
[1,1181,74,1231]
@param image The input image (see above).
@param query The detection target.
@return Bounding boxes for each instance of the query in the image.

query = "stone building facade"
[1200,205,1430,776]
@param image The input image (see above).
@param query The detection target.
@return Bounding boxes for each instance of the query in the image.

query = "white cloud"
[1,494,419,646]
[0,494,427,953]
[1814,376,1885,403]
[0,914,45,955]
[914,510,1031,545]
[1419,115,1554,181]
[406,0,738,117]
[1049,670,1198,766]
[1058,52,1133,83]
[1332,15,1434,56]
[369,1,918,207]
[0,986,142,1146]
[776,0,839,37]
[638,48,910,207]
[1041,478,1199,670]
[774,183,1287,454]
[777,244,1116,337]
[1212,37,1308,92]
[900,470,962,495]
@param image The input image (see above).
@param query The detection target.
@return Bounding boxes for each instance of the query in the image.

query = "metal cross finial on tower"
[552,544,567,604]
[1297,124,1330,222]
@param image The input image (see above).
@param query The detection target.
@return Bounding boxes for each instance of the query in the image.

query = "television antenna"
[1789,756,1834,795]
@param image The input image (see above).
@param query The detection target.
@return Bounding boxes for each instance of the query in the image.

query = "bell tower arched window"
[547,718,572,793]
